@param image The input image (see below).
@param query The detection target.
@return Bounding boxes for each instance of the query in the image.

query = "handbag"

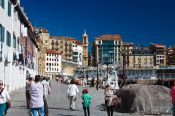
[0,88,11,115]
[112,96,121,106]
[6,101,11,110]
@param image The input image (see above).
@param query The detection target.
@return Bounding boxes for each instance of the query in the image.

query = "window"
[0,24,5,42]
[73,52,78,55]
[56,40,59,45]
[51,40,54,45]
[6,31,11,47]
[0,0,4,9]
[8,1,11,17]
[13,35,16,48]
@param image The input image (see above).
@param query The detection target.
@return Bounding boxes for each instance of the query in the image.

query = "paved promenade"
[6,80,171,116]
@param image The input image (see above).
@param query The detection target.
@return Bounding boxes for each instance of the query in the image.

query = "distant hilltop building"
[92,34,122,66]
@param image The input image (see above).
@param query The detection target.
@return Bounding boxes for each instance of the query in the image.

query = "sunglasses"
[0,83,3,85]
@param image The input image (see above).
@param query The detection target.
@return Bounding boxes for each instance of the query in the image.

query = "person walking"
[25,77,33,109]
[90,78,94,88]
[170,81,175,116]
[0,80,11,116]
[83,77,87,87]
[67,79,79,110]
[82,89,91,116]
[41,77,51,116]
[104,84,115,116]
[29,75,44,116]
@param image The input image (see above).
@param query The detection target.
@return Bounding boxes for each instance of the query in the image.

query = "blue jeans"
[30,107,44,116]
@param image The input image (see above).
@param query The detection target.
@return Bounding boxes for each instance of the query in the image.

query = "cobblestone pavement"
[6,80,171,116]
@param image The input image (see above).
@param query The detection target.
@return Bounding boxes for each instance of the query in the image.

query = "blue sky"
[21,0,175,48]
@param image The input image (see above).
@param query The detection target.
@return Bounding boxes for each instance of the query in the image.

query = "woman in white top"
[67,79,79,110]
[0,80,10,115]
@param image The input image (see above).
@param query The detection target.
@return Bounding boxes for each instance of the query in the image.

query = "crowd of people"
[5,75,175,116]
[66,78,120,116]
[1,75,175,116]
[25,75,51,116]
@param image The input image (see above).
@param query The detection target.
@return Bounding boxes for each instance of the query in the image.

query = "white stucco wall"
[72,44,83,66]
[0,0,35,92]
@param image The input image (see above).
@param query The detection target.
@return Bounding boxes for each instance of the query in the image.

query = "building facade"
[49,36,83,65]
[166,47,175,66]
[122,42,134,68]
[126,46,154,68]
[35,28,49,76]
[0,0,38,92]
[49,36,73,61]
[72,40,83,66]
[45,49,61,79]
[92,34,122,66]
[149,44,166,66]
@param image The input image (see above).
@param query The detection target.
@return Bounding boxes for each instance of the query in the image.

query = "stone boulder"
[115,84,172,114]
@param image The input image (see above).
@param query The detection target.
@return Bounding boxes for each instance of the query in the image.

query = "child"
[82,89,92,116]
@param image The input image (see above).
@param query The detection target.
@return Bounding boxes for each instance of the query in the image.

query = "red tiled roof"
[95,34,121,40]
[46,49,61,55]
[50,36,82,45]
[50,36,73,41]
[151,44,165,47]
[72,40,82,45]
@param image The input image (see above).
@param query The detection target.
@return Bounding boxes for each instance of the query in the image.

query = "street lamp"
[122,49,126,85]
[105,62,109,85]
[96,61,99,90]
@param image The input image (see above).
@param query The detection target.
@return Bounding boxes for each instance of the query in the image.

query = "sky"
[21,0,175,49]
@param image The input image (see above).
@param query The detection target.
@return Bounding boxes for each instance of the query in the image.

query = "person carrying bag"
[104,84,117,116]
[0,80,11,115]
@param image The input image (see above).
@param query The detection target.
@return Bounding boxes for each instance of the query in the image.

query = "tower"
[82,30,88,67]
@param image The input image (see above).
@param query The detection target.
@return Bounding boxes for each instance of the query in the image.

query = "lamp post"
[96,61,99,90]
[122,49,126,85]
[55,55,58,79]
[105,62,109,85]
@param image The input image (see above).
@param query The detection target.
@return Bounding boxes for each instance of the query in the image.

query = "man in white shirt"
[67,79,79,110]
[29,75,44,116]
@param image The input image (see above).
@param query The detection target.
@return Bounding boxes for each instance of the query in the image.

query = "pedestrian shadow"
[11,105,28,109]
[97,104,106,111]
[57,114,77,116]
[49,107,80,111]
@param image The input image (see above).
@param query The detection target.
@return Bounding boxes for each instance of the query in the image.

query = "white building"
[0,0,38,92]
[45,49,61,78]
[72,40,83,66]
